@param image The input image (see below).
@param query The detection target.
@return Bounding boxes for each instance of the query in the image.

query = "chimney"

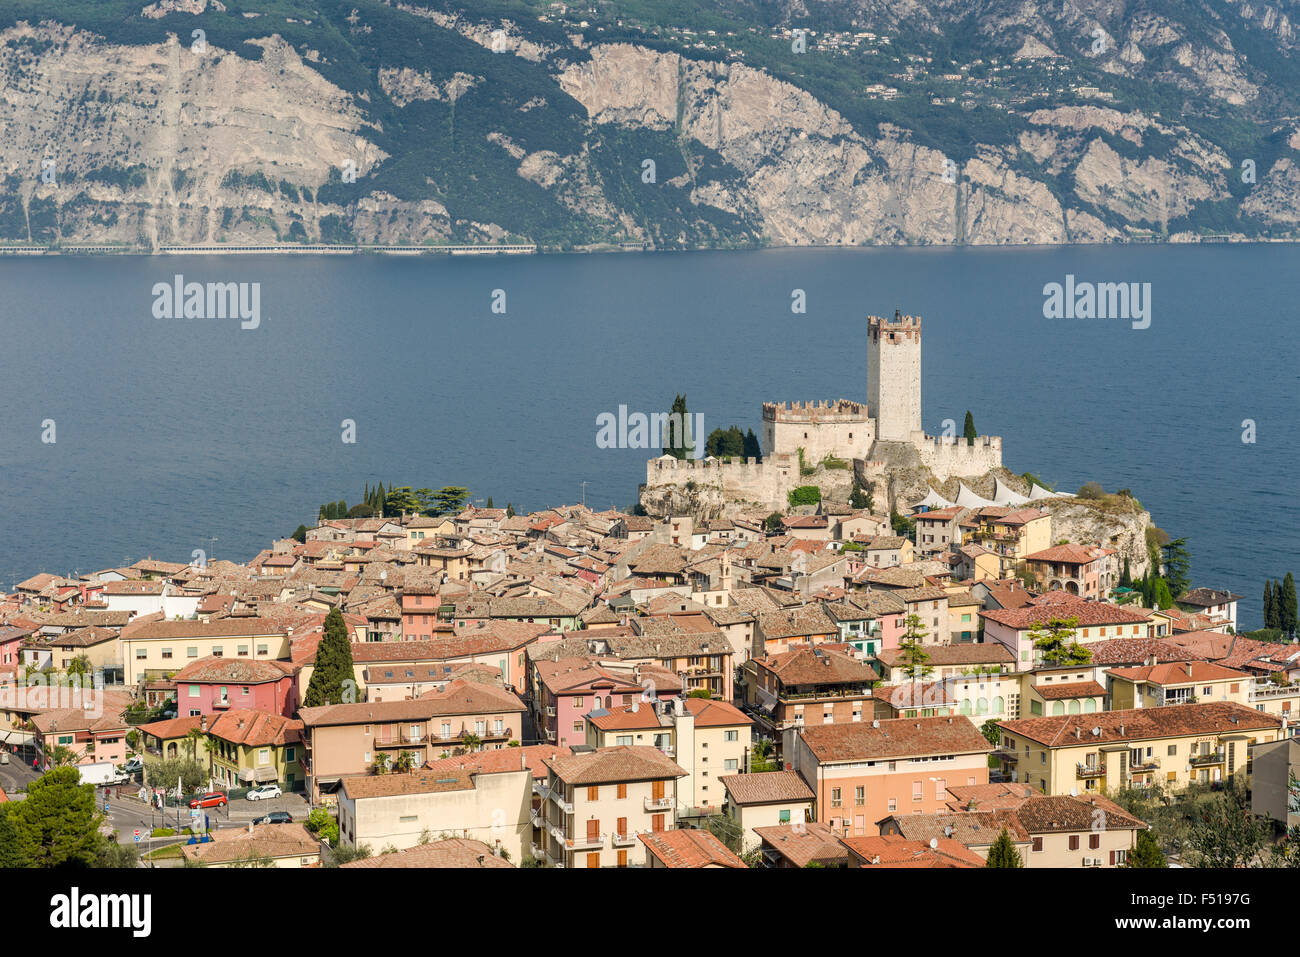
[201,714,208,733]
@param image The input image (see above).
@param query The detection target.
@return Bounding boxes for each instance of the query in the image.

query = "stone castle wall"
[645,454,801,509]
[868,313,922,442]
[913,432,1004,480]
[762,400,874,464]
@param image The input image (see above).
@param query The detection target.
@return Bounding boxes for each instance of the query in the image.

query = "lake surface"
[1,244,1295,628]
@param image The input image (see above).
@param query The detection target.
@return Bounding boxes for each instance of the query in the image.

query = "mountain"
[4,0,1300,250]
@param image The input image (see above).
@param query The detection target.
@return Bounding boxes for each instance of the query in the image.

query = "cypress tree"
[1282,573,1298,639]
[1120,556,1132,588]
[663,394,691,460]
[986,828,1023,867]
[486,496,494,509]
[743,428,762,462]
[963,410,977,447]
[303,608,356,707]
[506,503,515,518]
[1265,580,1277,630]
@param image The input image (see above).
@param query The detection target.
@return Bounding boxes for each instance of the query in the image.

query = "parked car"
[252,811,293,825]
[245,784,282,801]
[188,791,228,809]
[118,757,143,775]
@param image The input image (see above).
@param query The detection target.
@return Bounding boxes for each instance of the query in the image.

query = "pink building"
[30,707,129,768]
[533,658,674,748]
[173,657,298,717]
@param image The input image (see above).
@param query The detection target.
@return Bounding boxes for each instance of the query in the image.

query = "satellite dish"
[929,837,938,849]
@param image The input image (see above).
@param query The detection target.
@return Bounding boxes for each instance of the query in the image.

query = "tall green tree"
[1184,779,1269,868]
[986,828,1023,867]
[11,766,102,867]
[291,524,308,543]
[1161,538,1192,599]
[303,608,356,708]
[662,394,691,460]
[1120,557,1132,588]
[897,614,932,680]
[1126,829,1168,868]
[1281,572,1298,639]
[0,804,30,867]
[384,486,423,517]
[429,486,470,516]
[743,428,762,462]
[962,410,977,446]
[505,503,515,518]
[1029,617,1092,666]
[849,478,872,511]
[1264,580,1278,630]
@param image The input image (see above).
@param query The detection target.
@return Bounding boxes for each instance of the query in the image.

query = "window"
[855,786,865,806]
[256,644,268,656]
[724,759,738,771]
[572,722,583,733]
[238,645,249,657]
[616,735,633,746]
[573,697,584,708]
[1089,834,1100,849]
[258,748,270,766]
[1167,744,1177,756]
[135,648,148,660]
[1031,837,1043,852]
[831,788,842,808]
[285,747,295,762]
[1068,835,1080,850]
[188,686,200,698]
[161,648,173,659]
[888,798,897,812]
[724,730,738,742]
[588,786,599,801]
[617,784,627,799]
[187,647,198,658]
[912,781,922,802]
[212,646,223,657]
[779,809,791,824]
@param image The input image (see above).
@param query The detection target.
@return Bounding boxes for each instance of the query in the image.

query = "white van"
[77,762,128,786]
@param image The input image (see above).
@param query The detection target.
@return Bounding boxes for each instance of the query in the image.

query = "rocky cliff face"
[5,1,1300,249]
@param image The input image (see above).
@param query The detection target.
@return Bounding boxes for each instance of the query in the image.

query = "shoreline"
[0,234,1297,257]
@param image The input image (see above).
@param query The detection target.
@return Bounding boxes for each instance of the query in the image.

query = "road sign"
[133,829,141,843]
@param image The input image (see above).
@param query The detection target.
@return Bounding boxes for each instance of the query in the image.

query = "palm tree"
[461,733,482,753]
[185,727,206,763]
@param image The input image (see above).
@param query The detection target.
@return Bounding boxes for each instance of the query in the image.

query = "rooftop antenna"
[580,482,589,508]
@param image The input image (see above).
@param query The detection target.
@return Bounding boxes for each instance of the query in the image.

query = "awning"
[0,729,34,745]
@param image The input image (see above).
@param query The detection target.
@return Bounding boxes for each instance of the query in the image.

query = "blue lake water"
[1,244,1295,627]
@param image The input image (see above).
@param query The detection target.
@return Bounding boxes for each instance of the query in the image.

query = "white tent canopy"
[912,488,955,511]
[1027,482,1074,500]
[955,483,998,508]
[991,477,1031,506]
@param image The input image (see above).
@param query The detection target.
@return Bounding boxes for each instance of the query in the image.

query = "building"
[753,821,849,868]
[207,709,304,792]
[1023,544,1118,599]
[994,702,1285,795]
[585,696,751,814]
[298,682,527,802]
[745,644,879,740]
[719,770,816,853]
[337,766,532,860]
[1250,737,1300,832]
[120,619,290,685]
[180,823,321,868]
[639,828,747,868]
[1176,588,1243,632]
[340,837,514,868]
[538,745,686,868]
[790,716,993,837]
[172,656,297,717]
[841,833,984,868]
[31,708,129,769]
[980,601,1154,670]
[1107,660,1251,710]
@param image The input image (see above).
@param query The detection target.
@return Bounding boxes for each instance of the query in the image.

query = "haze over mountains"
[4,0,1300,250]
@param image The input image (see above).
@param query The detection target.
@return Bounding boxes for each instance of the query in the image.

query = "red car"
[188,791,228,809]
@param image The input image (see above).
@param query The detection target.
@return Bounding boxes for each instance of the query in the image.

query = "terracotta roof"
[719,770,815,806]
[340,768,483,799]
[639,828,747,868]
[543,745,686,785]
[1083,638,1199,666]
[980,602,1149,629]
[172,656,295,684]
[1011,794,1146,833]
[341,838,513,868]
[877,643,1014,667]
[997,701,1281,747]
[1034,680,1107,700]
[207,709,302,747]
[800,716,992,763]
[181,823,319,865]
[754,822,847,867]
[1106,661,1250,686]
[1178,588,1244,608]
[123,618,287,640]
[137,715,205,740]
[753,645,878,687]
[1025,544,1111,564]
[841,834,984,868]
[423,745,573,780]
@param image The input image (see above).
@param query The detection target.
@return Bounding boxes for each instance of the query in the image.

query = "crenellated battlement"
[868,311,922,343]
[915,432,1003,451]
[762,398,870,423]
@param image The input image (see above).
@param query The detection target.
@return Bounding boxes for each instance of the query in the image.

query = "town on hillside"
[1,480,1297,870]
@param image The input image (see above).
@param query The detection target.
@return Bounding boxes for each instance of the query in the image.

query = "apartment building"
[995,702,1285,795]
[789,716,993,837]
[537,746,686,868]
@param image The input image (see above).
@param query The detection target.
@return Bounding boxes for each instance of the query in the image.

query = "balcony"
[565,832,605,851]
[1129,756,1161,771]
[611,831,640,847]
[1075,762,1107,778]
[644,795,674,812]
[212,697,231,709]
[545,706,557,718]
[1250,683,1298,701]
[549,790,574,814]
[374,728,426,746]
[1189,750,1226,767]
[529,807,544,829]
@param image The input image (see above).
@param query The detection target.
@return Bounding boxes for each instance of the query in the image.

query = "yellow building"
[995,702,1284,795]
[1106,661,1251,710]
[719,770,816,853]
[120,619,291,685]
[958,508,1051,577]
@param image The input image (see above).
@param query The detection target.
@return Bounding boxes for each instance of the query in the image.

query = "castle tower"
[867,310,922,443]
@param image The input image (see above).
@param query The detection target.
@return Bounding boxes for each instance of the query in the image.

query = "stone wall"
[912,432,1004,481]
[762,400,874,464]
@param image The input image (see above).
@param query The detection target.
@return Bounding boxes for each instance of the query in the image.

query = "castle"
[643,311,1004,514]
